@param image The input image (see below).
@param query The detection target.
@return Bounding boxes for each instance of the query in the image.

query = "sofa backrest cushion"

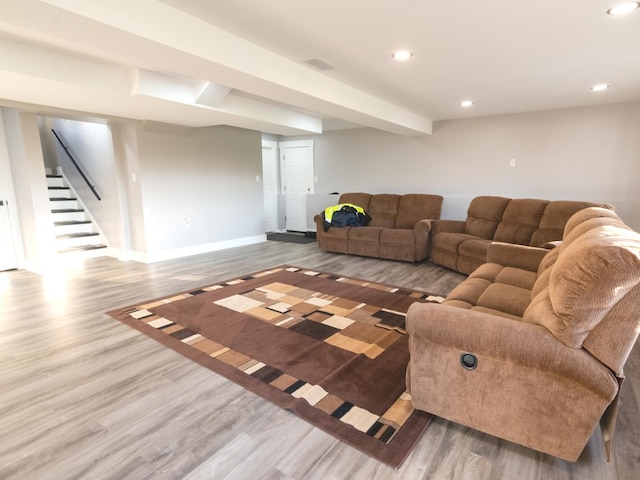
[395,194,444,229]
[523,208,640,374]
[560,207,619,247]
[464,196,511,239]
[529,201,612,247]
[493,199,549,245]
[339,193,372,212]
[368,194,401,228]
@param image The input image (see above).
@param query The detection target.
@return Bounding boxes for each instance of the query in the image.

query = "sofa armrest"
[486,242,549,272]
[406,303,617,395]
[430,219,466,237]
[542,240,562,249]
[313,213,324,232]
[413,219,434,260]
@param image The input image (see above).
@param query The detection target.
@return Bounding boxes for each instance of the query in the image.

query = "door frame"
[0,129,24,271]
[261,139,280,233]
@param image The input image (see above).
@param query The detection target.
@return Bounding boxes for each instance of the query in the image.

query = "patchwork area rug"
[107,266,444,467]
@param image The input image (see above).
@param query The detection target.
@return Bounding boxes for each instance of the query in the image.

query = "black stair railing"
[51,129,101,201]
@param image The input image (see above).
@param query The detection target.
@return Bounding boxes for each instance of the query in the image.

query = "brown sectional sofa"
[314,192,443,262]
[430,196,612,274]
[406,207,640,461]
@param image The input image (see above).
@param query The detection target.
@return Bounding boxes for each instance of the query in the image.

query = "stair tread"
[54,220,92,226]
[46,175,63,178]
[48,186,70,190]
[60,244,107,253]
[56,232,99,239]
[50,197,77,201]
[52,208,84,213]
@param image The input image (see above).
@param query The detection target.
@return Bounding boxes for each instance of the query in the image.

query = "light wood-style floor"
[1,241,638,480]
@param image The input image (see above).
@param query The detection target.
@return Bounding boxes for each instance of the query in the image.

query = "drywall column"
[1,108,57,274]
[110,121,146,258]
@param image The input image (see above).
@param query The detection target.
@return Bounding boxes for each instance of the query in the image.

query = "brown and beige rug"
[107,266,444,467]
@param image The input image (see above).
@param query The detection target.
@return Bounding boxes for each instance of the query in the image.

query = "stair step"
[52,208,84,213]
[48,187,73,199]
[50,199,79,210]
[59,244,108,254]
[46,177,65,188]
[54,220,92,226]
[46,172,108,258]
[57,232,103,249]
[56,232,100,240]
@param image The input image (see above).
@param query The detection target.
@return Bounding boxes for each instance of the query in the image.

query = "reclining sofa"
[314,192,443,262]
[406,207,640,461]
[430,196,611,274]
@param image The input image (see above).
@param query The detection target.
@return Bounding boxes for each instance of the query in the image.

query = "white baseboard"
[111,234,267,264]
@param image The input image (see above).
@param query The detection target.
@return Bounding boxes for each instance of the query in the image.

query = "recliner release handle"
[460,352,478,370]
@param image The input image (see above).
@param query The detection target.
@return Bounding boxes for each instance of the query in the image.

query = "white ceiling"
[0,0,638,136]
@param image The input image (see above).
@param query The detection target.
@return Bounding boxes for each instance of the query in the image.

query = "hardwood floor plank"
[0,241,637,479]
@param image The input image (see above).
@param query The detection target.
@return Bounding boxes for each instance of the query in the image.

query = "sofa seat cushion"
[378,229,416,262]
[348,226,385,242]
[432,233,480,253]
[444,263,535,319]
[347,226,385,257]
[458,238,491,260]
[322,226,351,238]
[477,284,531,318]
[379,228,414,245]
[319,226,351,254]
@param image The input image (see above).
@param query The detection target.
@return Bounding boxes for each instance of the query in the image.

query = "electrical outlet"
[183,217,191,227]
[509,158,516,167]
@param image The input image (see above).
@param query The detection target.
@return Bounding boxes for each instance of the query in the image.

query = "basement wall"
[134,124,264,261]
[289,101,640,230]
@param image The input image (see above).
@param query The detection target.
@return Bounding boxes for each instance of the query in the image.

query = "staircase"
[46,173,108,256]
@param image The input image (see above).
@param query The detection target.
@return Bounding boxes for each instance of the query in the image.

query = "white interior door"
[279,140,314,232]
[0,173,18,271]
[262,141,279,233]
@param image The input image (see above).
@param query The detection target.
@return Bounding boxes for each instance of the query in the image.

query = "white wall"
[136,124,264,260]
[290,102,640,229]
[1,109,57,273]
[0,111,25,269]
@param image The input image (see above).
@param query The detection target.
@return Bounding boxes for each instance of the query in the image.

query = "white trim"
[0,112,26,270]
[277,139,314,149]
[261,139,280,233]
[117,234,267,264]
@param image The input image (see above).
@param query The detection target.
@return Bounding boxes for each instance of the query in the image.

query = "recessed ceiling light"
[392,50,412,61]
[591,84,609,92]
[460,100,474,107]
[607,2,639,15]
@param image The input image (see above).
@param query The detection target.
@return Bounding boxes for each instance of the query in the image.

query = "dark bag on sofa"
[324,205,371,231]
